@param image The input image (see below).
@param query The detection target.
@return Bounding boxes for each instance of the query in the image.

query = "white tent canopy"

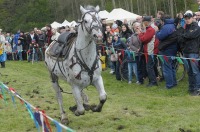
[106,8,140,23]
[51,21,62,28]
[67,21,77,27]
[61,20,69,26]
[98,10,109,19]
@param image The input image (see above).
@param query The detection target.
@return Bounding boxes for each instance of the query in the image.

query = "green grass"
[0,61,200,132]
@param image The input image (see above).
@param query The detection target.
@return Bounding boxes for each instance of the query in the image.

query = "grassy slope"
[0,61,200,132]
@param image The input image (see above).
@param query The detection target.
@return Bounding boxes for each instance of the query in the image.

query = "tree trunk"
[153,0,157,17]
[137,0,140,15]
[174,0,177,15]
[101,0,105,10]
[130,0,133,12]
[184,0,187,11]
[112,0,116,8]
[170,0,174,18]
[74,0,80,20]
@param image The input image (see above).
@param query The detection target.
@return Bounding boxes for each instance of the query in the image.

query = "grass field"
[0,61,200,132]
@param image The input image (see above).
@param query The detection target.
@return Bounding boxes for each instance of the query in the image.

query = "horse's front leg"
[72,85,85,116]
[51,74,68,124]
[91,76,107,112]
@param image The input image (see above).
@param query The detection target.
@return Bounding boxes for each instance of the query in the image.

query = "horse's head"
[80,5,102,41]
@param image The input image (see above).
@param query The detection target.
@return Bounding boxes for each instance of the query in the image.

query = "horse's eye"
[85,20,88,23]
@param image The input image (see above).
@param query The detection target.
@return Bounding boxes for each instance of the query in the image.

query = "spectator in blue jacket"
[156,15,178,89]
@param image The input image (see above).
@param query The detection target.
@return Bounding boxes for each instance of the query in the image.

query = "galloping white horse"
[45,5,107,124]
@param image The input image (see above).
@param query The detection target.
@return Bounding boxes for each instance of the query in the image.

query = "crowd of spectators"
[100,10,200,96]
[0,9,200,96]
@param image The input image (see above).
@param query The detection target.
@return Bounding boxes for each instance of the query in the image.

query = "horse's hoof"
[74,110,85,116]
[91,105,102,112]
[83,104,91,111]
[69,105,77,112]
[61,118,69,125]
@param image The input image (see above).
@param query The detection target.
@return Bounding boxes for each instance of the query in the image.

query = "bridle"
[73,10,102,84]
[80,11,102,35]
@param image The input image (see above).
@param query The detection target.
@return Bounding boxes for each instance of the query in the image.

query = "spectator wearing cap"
[113,32,127,80]
[179,10,200,96]
[138,16,159,87]
[156,14,178,89]
[0,29,6,68]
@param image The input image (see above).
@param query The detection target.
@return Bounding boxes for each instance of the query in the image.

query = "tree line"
[0,0,198,32]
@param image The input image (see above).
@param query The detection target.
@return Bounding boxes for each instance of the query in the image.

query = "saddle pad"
[46,33,77,60]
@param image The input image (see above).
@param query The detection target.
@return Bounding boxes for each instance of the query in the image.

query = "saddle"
[47,32,77,60]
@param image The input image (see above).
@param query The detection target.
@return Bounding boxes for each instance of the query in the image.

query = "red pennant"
[192,59,196,63]
[121,49,125,59]
[9,87,16,92]
[19,99,24,104]
[42,110,52,132]
[102,46,105,54]
[163,56,169,63]
[0,94,3,99]
[144,53,148,63]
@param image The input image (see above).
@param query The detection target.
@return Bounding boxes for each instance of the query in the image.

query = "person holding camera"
[138,16,159,87]
[179,10,200,96]
[156,15,178,89]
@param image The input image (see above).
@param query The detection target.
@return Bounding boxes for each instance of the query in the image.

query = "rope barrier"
[0,82,74,132]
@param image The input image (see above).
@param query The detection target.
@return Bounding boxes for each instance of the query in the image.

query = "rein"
[74,11,102,84]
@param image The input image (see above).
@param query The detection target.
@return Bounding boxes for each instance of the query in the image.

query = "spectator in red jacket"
[138,16,159,87]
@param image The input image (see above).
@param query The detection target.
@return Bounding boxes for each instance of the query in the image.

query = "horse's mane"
[84,5,97,12]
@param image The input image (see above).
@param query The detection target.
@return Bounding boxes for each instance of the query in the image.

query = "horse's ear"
[95,5,100,12]
[80,5,86,14]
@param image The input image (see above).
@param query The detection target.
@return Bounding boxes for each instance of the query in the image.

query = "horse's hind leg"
[72,85,85,116]
[91,76,107,112]
[81,91,90,111]
[69,91,90,112]
[51,73,68,124]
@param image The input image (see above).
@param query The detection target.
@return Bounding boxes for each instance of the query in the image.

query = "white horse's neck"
[75,26,97,68]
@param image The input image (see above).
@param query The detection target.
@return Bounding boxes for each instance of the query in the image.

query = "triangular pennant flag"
[42,110,52,132]
[0,85,7,104]
[191,59,196,63]
[121,49,125,58]
[126,50,131,58]
[53,120,62,132]
[176,57,184,64]
[132,51,135,61]
[163,55,169,63]
[25,103,40,132]
[158,55,164,64]
[111,47,115,54]
[105,46,109,55]
[34,112,49,132]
